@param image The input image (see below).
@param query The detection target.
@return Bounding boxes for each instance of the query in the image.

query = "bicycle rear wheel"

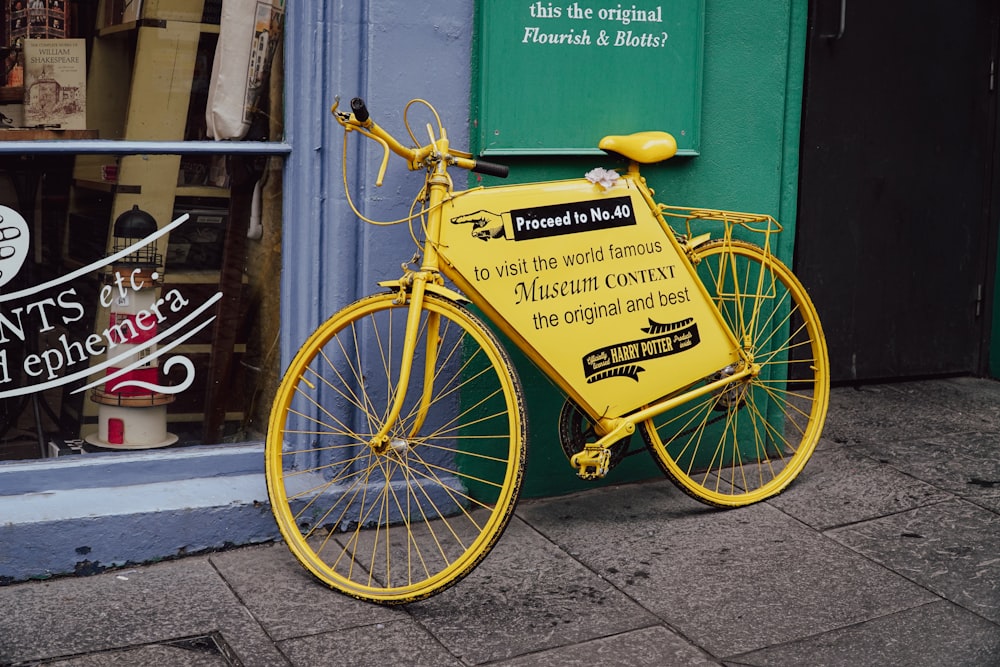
[266,292,526,603]
[641,240,829,507]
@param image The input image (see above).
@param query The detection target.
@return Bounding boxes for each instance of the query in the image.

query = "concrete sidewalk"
[1,378,999,666]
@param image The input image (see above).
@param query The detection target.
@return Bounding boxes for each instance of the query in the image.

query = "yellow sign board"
[440,178,739,417]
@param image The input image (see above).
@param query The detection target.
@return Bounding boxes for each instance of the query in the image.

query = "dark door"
[796,1,998,382]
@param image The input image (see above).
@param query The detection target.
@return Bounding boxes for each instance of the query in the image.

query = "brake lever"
[426,123,440,157]
[351,126,391,186]
[332,96,391,186]
[330,96,350,123]
[369,133,391,186]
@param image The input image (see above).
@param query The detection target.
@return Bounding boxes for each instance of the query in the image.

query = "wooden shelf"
[176,184,229,198]
[0,87,22,104]
[98,18,220,38]
[0,129,98,141]
[161,269,225,283]
[72,178,142,194]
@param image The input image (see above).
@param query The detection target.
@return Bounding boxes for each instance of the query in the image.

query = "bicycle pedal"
[577,466,607,481]
[570,448,610,481]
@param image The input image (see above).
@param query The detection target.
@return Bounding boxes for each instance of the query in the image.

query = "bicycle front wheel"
[641,240,829,507]
[265,292,526,603]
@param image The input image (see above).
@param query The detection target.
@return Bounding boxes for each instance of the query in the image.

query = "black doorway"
[796,0,999,382]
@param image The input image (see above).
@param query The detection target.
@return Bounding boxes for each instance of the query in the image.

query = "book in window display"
[6,0,72,42]
[22,37,84,128]
[122,0,142,23]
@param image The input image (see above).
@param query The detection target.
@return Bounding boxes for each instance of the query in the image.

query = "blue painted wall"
[282,1,476,364]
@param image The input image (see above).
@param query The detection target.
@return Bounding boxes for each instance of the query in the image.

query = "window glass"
[0,0,283,460]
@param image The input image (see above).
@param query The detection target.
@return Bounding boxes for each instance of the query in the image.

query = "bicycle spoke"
[641,241,828,506]
[266,293,525,602]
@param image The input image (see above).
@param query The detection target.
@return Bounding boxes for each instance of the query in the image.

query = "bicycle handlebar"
[334,96,509,180]
[469,159,509,178]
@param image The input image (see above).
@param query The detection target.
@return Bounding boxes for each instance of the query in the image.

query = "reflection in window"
[0,0,283,460]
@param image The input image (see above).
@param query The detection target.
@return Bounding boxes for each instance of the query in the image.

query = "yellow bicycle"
[265,97,829,604]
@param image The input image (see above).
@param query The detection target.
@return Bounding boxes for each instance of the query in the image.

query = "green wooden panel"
[475,0,704,156]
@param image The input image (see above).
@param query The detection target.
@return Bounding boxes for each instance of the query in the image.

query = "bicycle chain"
[559,374,744,474]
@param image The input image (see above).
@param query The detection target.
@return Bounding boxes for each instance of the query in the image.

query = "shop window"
[0,0,284,460]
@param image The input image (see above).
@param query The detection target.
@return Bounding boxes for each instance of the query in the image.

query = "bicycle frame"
[335,99,762,477]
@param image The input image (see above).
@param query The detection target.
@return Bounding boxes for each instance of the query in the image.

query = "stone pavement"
[1,378,999,666]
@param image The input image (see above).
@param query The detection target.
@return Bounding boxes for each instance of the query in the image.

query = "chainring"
[557,399,631,470]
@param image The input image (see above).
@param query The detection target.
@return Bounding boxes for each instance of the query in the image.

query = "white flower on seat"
[585,167,620,190]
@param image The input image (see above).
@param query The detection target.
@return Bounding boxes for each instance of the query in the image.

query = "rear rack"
[660,205,781,255]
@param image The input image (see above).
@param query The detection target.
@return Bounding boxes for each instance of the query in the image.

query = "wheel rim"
[642,240,829,506]
[265,293,525,602]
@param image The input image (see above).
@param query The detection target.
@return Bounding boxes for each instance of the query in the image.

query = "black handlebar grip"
[472,160,509,178]
[350,97,369,123]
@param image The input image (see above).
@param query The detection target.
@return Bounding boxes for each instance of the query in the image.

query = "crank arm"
[570,419,635,480]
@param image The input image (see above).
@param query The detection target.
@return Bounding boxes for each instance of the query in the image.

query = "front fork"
[368,271,440,454]
[369,163,451,455]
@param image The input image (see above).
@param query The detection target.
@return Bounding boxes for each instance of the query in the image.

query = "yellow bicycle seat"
[598,131,678,163]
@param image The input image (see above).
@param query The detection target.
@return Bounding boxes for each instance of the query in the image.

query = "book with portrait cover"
[7,0,72,43]
[23,37,85,129]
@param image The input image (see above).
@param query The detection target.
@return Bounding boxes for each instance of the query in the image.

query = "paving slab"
[0,557,286,667]
[828,498,1000,624]
[856,430,1000,504]
[210,542,405,642]
[276,617,463,667]
[516,481,938,658]
[884,377,1000,430]
[767,445,954,530]
[492,625,722,666]
[728,600,1000,667]
[38,635,236,667]
[822,384,981,446]
[969,493,1000,514]
[405,516,660,665]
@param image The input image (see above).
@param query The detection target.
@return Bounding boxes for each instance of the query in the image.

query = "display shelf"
[66,0,246,444]
[176,184,230,198]
[72,179,142,194]
[0,129,98,140]
[0,87,21,103]
[98,18,221,38]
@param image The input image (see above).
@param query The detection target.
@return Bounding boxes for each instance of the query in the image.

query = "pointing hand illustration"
[450,209,505,241]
